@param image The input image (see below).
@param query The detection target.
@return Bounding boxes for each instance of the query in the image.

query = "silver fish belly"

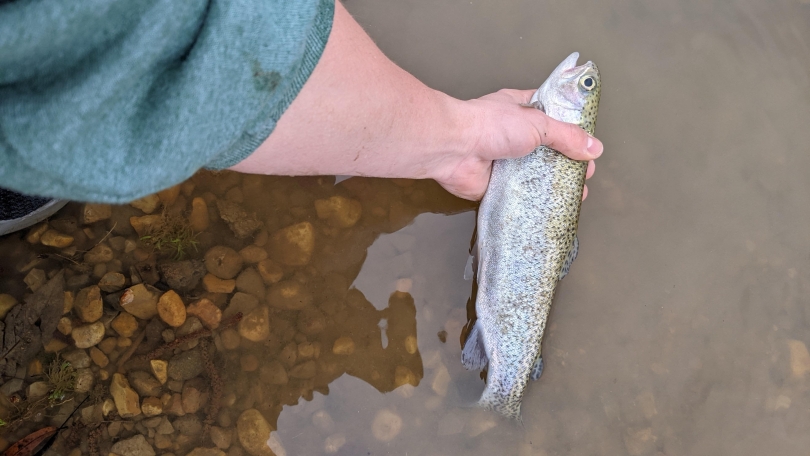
[462,52,601,420]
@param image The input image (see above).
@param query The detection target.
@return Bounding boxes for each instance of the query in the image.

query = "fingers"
[586,160,595,179]
[532,113,603,161]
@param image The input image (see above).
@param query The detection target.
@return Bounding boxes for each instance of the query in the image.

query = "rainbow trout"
[461,52,601,419]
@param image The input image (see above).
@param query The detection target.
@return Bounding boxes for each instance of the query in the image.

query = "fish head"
[529,52,601,135]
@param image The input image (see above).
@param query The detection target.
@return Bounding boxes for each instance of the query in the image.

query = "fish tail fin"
[477,384,522,421]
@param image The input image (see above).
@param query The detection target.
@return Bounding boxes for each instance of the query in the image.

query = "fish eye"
[580,76,595,91]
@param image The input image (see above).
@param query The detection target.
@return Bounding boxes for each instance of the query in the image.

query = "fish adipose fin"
[461,321,488,371]
[558,236,579,280]
[530,355,544,381]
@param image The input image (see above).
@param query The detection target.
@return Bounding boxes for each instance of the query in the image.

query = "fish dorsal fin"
[558,236,579,280]
[461,321,488,371]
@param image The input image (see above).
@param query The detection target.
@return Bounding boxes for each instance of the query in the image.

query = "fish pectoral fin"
[463,239,479,281]
[530,355,545,381]
[558,235,579,281]
[461,321,488,371]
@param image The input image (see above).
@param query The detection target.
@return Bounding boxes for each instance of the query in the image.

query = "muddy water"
[2,0,810,455]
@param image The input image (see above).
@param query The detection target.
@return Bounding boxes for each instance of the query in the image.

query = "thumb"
[528,110,603,161]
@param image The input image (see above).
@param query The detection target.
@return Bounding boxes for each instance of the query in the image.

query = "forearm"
[230,1,466,179]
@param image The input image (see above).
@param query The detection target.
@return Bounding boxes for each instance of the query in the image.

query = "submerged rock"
[159,260,206,291]
[372,409,403,442]
[237,409,286,456]
[110,373,141,418]
[110,434,155,456]
[205,246,244,279]
[269,222,315,266]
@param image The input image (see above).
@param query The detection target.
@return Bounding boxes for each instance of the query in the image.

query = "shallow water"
[3,0,810,455]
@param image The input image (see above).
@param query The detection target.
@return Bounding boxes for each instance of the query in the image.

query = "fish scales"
[463,52,600,420]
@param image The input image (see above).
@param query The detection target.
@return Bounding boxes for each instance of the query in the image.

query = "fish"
[461,52,601,420]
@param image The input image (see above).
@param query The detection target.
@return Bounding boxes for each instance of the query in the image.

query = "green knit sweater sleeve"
[0,0,334,203]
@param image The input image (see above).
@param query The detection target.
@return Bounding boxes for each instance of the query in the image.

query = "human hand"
[430,89,603,201]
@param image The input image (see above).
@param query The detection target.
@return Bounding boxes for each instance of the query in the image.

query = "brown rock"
[269,222,315,266]
[81,203,112,224]
[288,360,316,379]
[237,409,282,456]
[74,285,103,323]
[72,322,106,348]
[41,229,74,248]
[84,243,114,264]
[210,426,233,450]
[99,271,127,292]
[182,381,204,413]
[187,449,226,456]
[332,337,355,355]
[394,366,418,388]
[187,298,222,329]
[224,292,259,319]
[788,339,810,378]
[203,274,236,293]
[89,347,109,368]
[267,281,312,310]
[157,290,186,327]
[158,184,181,205]
[165,393,185,416]
[56,316,72,335]
[238,307,270,342]
[259,361,288,385]
[111,373,141,418]
[256,259,284,285]
[25,222,49,244]
[205,246,244,279]
[129,370,162,397]
[220,328,241,350]
[189,197,210,232]
[158,260,206,292]
[150,359,169,384]
[240,354,259,372]
[129,214,164,237]
[239,245,268,264]
[111,312,139,337]
[130,194,161,214]
[120,283,159,319]
[314,196,362,228]
[236,268,266,299]
[0,293,18,319]
[297,308,326,335]
[24,268,46,291]
[141,396,163,416]
[216,200,261,239]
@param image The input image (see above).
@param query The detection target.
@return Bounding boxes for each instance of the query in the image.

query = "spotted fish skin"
[463,52,601,420]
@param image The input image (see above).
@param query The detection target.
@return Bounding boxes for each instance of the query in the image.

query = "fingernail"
[586,136,603,157]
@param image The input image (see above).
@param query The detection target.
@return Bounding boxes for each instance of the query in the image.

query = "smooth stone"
[74,285,103,323]
[182,381,204,414]
[158,184,181,205]
[111,312,139,337]
[120,283,159,319]
[187,449,226,456]
[0,294,18,319]
[288,360,316,379]
[175,415,204,436]
[189,197,210,232]
[238,307,270,342]
[324,433,346,454]
[203,274,236,293]
[788,339,810,378]
[239,245,268,264]
[332,337,355,355]
[128,370,162,397]
[110,434,155,456]
[187,298,222,329]
[41,229,74,248]
[72,322,105,348]
[81,203,112,224]
[130,194,161,214]
[237,409,286,456]
[297,308,326,335]
[27,381,50,399]
[151,359,169,384]
[84,243,114,263]
[256,259,284,285]
[25,222,49,243]
[210,426,232,450]
[63,349,92,368]
[205,246,244,279]
[168,349,204,381]
[24,268,46,292]
[371,409,402,442]
[89,347,109,368]
[141,396,163,416]
[267,281,312,310]
[110,373,141,418]
[157,290,187,327]
[129,214,164,237]
[431,364,451,397]
[74,368,95,393]
[216,200,261,239]
[99,272,127,292]
[236,268,265,299]
[159,260,206,292]
[269,222,314,266]
[220,328,241,350]
[314,196,362,228]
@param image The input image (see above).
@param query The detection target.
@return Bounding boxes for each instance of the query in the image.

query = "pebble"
[256,259,284,285]
[239,245,268,263]
[25,222,49,243]
[314,196,362,228]
[107,420,122,437]
[159,260,206,291]
[238,307,270,342]
[130,194,161,214]
[157,290,187,327]
[182,382,203,413]
[168,349,204,381]
[99,271,127,292]
[110,373,142,418]
[259,361,288,385]
[394,366,418,388]
[120,283,159,319]
[129,214,164,237]
[141,397,163,416]
[204,274,237,293]
[74,285,103,323]
[217,199,262,239]
[72,321,105,348]
[190,197,211,232]
[324,433,346,454]
[110,434,155,456]
[158,184,181,205]
[98,337,118,354]
[220,328,242,350]
[176,415,204,436]
[289,360,317,379]
[27,359,43,376]
[404,335,418,354]
[267,280,313,310]
[371,409,403,442]
[84,243,114,263]
[241,354,259,372]
[75,368,95,393]
[187,449,226,456]
[187,298,223,329]
[129,370,163,397]
[236,268,266,299]
[237,409,286,456]
[332,337,355,355]
[297,308,326,336]
[41,229,74,248]
[210,426,233,449]
[89,347,109,368]
[431,364,451,397]
[81,203,112,224]
[24,268,46,292]
[269,222,315,266]
[205,246,244,279]
[44,338,68,352]
[151,359,169,384]
[63,349,92,368]
[156,416,175,434]
[311,410,335,434]
[0,294,18,319]
[27,381,50,399]
[111,312,139,337]
[165,393,185,416]
[788,339,810,378]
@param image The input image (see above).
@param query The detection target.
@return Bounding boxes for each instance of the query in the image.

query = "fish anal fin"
[461,321,488,371]
[559,236,579,280]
